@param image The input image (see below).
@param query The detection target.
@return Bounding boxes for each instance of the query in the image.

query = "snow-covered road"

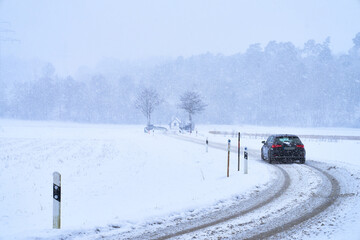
[165,162,340,240]
[115,134,344,240]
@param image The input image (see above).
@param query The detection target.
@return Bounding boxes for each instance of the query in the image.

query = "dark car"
[261,134,305,164]
[144,125,154,133]
[144,125,168,133]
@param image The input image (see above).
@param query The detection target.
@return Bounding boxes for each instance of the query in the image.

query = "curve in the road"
[156,134,341,240]
[153,167,289,240]
[242,163,340,240]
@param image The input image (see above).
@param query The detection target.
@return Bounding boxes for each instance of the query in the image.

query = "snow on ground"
[195,124,360,239]
[0,120,272,240]
[1,120,360,239]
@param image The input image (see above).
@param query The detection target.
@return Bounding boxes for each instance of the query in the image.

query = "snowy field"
[1,120,360,239]
[0,120,273,239]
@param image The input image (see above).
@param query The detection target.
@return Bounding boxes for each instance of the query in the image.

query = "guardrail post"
[227,139,231,177]
[53,172,61,229]
[238,132,240,171]
[244,147,248,174]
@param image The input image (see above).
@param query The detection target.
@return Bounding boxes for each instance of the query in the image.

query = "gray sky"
[1,0,360,75]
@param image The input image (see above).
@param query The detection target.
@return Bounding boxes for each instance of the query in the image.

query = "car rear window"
[275,136,302,145]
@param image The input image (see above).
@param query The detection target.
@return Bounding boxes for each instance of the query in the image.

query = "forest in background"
[0,33,360,127]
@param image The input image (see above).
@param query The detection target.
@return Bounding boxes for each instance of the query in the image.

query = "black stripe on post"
[53,184,61,202]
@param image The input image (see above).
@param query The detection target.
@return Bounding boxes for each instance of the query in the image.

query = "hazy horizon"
[1,0,360,75]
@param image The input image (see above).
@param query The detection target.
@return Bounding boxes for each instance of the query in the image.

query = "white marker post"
[53,172,61,229]
[238,132,241,171]
[227,139,231,177]
[244,147,248,174]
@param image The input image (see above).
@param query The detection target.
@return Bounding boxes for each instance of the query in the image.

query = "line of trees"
[0,33,359,127]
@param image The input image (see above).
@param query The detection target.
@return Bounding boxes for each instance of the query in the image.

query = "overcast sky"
[1,0,360,75]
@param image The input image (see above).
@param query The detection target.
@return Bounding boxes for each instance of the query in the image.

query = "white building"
[169,117,181,131]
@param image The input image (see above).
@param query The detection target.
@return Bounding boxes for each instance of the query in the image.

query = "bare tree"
[135,88,161,126]
[178,91,207,129]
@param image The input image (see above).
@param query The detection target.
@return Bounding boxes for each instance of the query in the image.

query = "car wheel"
[268,151,273,164]
[261,149,264,160]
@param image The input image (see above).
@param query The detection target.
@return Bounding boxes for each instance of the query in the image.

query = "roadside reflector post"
[244,147,248,174]
[238,132,241,171]
[206,137,209,152]
[53,171,61,229]
[227,139,231,177]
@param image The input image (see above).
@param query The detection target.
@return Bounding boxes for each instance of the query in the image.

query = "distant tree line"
[0,33,359,127]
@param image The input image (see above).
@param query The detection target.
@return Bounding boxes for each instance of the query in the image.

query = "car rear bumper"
[271,156,305,163]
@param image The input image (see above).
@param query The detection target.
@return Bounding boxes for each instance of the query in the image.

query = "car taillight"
[296,145,304,148]
[272,144,282,148]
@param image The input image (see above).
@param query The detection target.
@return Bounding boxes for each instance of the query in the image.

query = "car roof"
[270,134,300,138]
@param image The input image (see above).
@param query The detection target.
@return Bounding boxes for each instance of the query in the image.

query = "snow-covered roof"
[170,117,181,124]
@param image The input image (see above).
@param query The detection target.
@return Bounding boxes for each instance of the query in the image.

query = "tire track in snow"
[145,133,340,240]
[244,165,340,240]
